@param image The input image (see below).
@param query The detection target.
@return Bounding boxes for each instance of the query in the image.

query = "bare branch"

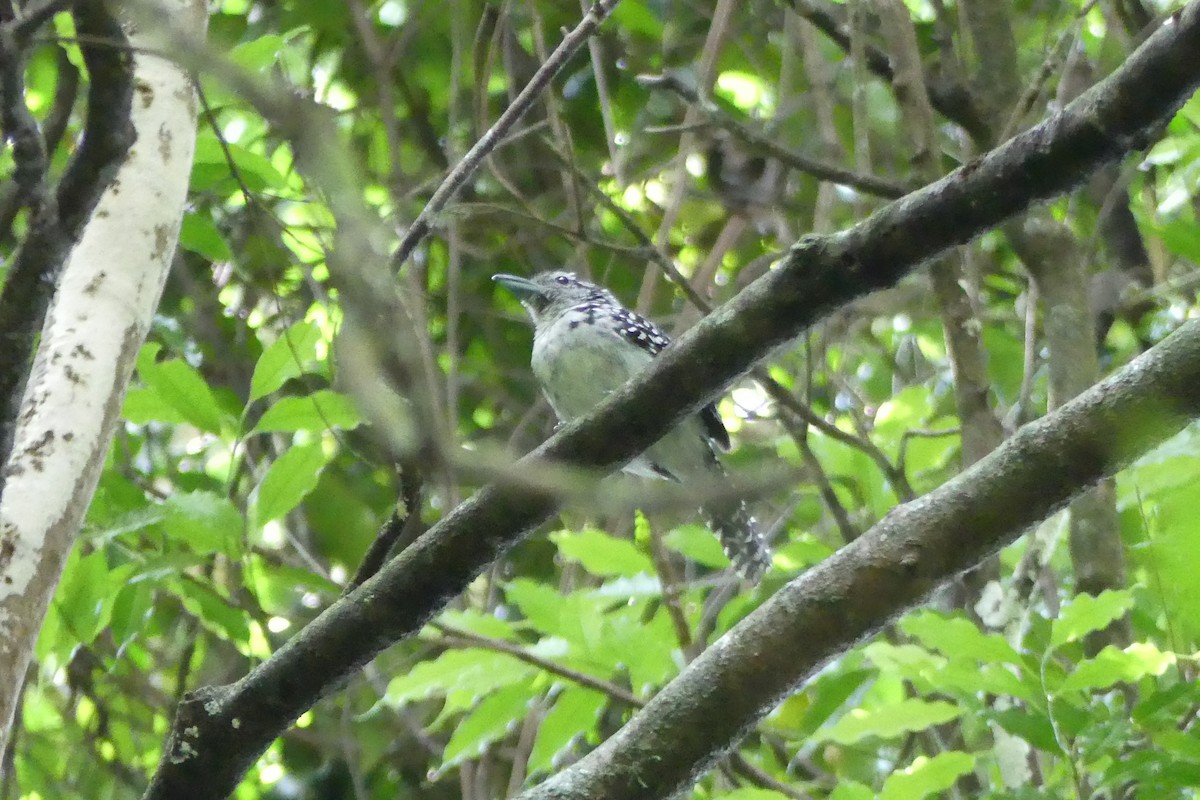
[638,71,909,199]
[388,0,622,272]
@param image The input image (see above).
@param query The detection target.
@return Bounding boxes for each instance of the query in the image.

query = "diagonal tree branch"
[519,311,1200,800]
[142,4,1200,798]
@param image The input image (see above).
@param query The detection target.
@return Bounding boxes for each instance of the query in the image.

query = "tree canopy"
[3,1,1200,799]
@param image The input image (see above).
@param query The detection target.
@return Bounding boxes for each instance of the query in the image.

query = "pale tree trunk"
[0,0,205,757]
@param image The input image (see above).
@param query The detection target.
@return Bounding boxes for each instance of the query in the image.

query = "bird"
[492,270,771,580]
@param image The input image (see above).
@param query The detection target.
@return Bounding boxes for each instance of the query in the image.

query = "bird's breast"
[531,315,652,422]
[530,311,715,482]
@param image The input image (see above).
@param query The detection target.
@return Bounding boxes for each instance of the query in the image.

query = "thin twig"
[580,0,623,185]
[762,376,914,499]
[389,0,622,272]
[639,71,907,199]
[345,463,425,592]
[996,0,1098,142]
[786,0,991,141]
[636,0,736,313]
[649,527,695,655]
[728,754,815,800]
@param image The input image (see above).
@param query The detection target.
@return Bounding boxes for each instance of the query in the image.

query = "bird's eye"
[554,275,571,285]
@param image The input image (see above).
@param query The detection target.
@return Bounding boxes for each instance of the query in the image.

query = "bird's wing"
[606,305,731,451]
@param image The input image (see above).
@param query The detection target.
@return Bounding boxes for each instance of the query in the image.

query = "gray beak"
[492,273,546,303]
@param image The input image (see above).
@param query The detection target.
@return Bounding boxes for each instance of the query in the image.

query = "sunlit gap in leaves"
[714,70,774,116]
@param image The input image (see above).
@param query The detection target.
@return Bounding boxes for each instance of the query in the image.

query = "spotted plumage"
[492,270,769,580]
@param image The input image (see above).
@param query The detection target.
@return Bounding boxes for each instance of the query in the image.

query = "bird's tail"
[704,496,771,581]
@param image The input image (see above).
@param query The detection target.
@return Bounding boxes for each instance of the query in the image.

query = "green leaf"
[828,781,875,800]
[1153,214,1200,264]
[588,574,662,600]
[938,661,1039,704]
[442,684,535,768]
[91,504,167,544]
[229,33,286,72]
[254,442,332,524]
[595,604,676,691]
[551,529,653,577]
[1048,695,1092,740]
[989,708,1059,753]
[503,582,608,656]
[901,612,1021,664]
[864,641,945,680]
[663,524,729,569]
[123,386,188,425]
[192,134,286,193]
[55,549,120,645]
[128,552,212,584]
[249,558,339,615]
[34,602,66,663]
[714,70,771,113]
[1060,643,1176,693]
[138,357,224,433]
[1152,729,1200,762]
[526,687,605,777]
[873,384,935,455]
[249,321,324,403]
[612,2,663,38]
[879,752,976,800]
[386,650,534,709]
[162,491,243,557]
[1132,682,1194,725]
[1123,429,1200,498]
[109,583,154,648]
[1136,485,1200,640]
[250,390,363,435]
[633,510,651,548]
[178,211,232,261]
[982,326,1025,402]
[174,579,251,645]
[1156,758,1200,790]
[773,534,835,571]
[435,609,518,642]
[1050,590,1134,649]
[505,579,570,639]
[817,699,961,745]
[769,669,873,739]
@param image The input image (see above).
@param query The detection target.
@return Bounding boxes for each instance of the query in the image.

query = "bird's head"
[492,271,613,326]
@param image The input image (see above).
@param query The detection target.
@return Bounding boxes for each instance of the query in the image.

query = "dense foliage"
[4,0,1200,798]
